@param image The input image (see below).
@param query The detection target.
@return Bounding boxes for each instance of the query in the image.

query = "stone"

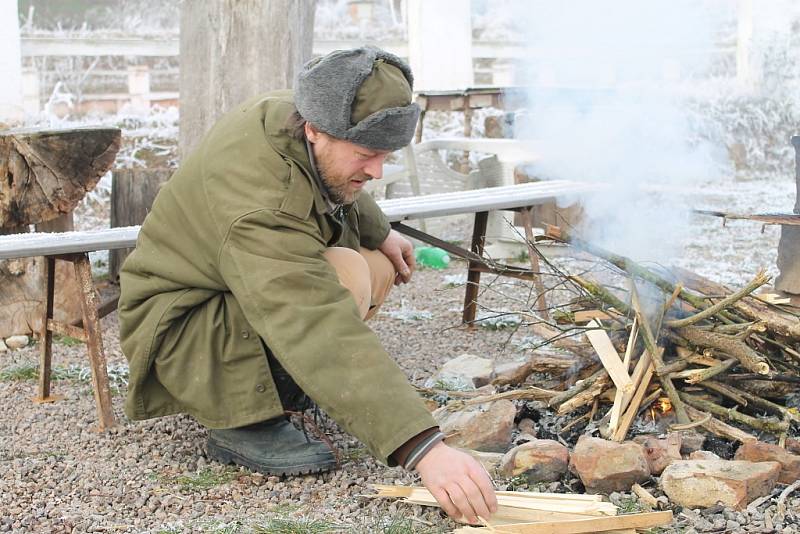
[517,418,536,436]
[633,434,682,475]
[689,451,721,461]
[569,436,650,493]
[787,437,800,455]
[675,430,706,455]
[458,448,505,478]
[4,335,29,350]
[734,440,800,485]
[431,354,494,389]
[660,459,781,510]
[0,339,6,352]
[492,360,531,385]
[434,400,516,453]
[501,439,569,483]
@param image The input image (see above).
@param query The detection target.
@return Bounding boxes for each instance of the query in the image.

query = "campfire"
[515,224,800,446]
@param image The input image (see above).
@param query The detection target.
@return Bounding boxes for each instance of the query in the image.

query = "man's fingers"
[388,251,411,283]
[429,486,459,520]
[469,467,498,513]
[445,483,478,524]
[462,477,493,520]
[403,243,416,272]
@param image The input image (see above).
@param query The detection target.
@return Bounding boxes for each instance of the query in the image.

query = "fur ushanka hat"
[295,46,420,152]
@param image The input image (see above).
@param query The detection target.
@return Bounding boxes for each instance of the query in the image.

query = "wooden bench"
[0,180,598,428]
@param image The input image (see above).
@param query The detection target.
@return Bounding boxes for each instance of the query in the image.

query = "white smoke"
[514,1,733,263]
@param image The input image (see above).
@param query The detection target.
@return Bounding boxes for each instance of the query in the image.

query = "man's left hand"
[378,229,415,285]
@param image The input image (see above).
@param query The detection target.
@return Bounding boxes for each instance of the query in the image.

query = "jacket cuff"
[390,427,445,471]
[405,431,445,471]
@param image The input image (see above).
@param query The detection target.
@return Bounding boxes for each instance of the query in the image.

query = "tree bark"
[0,127,120,228]
[179,0,316,158]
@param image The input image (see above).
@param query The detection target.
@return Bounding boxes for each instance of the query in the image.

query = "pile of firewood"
[476,226,800,445]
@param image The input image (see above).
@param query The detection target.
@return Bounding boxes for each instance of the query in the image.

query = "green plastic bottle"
[414,246,450,269]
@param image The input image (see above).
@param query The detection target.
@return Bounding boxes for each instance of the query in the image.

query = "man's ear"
[304,122,321,143]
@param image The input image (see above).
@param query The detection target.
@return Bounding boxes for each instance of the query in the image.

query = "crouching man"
[118,46,496,523]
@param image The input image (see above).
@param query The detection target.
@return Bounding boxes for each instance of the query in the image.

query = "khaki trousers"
[323,247,396,320]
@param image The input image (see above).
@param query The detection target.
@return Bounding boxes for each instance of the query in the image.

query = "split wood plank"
[572,309,620,323]
[609,318,638,434]
[585,319,633,394]
[453,510,673,533]
[759,293,791,305]
[371,485,605,502]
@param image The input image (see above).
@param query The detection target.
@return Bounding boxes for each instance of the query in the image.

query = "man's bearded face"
[308,129,390,205]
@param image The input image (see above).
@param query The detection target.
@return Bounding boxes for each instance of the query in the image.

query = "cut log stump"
[0,126,121,228]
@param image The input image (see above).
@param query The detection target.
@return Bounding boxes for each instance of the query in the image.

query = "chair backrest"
[369,137,538,199]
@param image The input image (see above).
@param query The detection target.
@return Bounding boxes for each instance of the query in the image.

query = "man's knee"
[359,248,396,319]
[323,247,372,318]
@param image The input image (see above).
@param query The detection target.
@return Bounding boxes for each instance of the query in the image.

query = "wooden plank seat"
[0,180,598,429]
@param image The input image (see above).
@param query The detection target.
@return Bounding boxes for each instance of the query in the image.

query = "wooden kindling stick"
[608,316,638,435]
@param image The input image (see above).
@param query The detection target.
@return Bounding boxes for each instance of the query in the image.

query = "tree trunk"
[0,127,120,229]
[179,0,316,158]
[109,168,172,282]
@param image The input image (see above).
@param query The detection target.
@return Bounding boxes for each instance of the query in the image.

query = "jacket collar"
[262,94,330,217]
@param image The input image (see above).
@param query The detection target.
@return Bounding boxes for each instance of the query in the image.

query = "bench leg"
[73,254,116,430]
[35,256,59,403]
[520,208,549,320]
[462,211,488,325]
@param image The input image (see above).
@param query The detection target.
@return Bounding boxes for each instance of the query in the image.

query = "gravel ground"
[3,172,800,533]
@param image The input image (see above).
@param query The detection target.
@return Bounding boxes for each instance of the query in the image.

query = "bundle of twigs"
[534,227,800,444]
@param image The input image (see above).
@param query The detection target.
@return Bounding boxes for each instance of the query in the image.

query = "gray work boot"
[206,419,337,476]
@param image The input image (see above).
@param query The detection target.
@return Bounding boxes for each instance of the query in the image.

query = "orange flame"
[649,397,673,420]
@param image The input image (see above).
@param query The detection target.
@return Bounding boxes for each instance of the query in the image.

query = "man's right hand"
[414,442,498,524]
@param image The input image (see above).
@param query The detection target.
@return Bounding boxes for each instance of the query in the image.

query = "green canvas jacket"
[118,91,436,464]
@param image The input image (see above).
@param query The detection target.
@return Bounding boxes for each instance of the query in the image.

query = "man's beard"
[318,166,353,205]
[315,147,370,205]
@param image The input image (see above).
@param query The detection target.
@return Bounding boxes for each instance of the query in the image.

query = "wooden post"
[775,136,800,294]
[736,0,759,92]
[110,168,172,281]
[127,65,151,113]
[179,0,316,158]
[21,67,40,116]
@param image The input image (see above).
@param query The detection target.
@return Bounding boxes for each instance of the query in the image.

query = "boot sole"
[207,440,336,477]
